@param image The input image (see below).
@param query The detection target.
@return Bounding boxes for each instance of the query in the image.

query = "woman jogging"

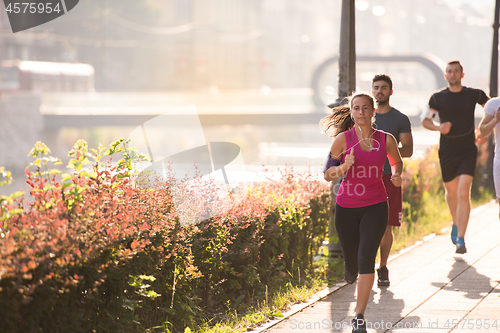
[320,92,403,333]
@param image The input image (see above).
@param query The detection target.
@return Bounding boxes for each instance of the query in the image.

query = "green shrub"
[1,139,493,333]
[0,141,330,333]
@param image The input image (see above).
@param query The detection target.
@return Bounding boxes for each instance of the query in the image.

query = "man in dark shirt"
[372,74,413,287]
[422,60,489,254]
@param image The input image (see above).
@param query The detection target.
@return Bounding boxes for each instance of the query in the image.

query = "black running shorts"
[438,145,477,183]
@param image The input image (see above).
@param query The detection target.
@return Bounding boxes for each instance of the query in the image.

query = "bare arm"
[386,133,403,187]
[324,133,354,182]
[421,107,451,134]
[479,106,500,138]
[398,131,413,158]
[421,118,441,131]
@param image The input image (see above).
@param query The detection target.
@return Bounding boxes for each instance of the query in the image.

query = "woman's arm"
[386,133,403,187]
[324,133,354,182]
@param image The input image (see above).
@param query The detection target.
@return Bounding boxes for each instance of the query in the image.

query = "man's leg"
[455,174,473,238]
[378,225,392,267]
[497,198,500,220]
[379,174,399,267]
[443,177,459,227]
[377,225,392,287]
[378,175,401,286]
[444,174,473,253]
[494,157,500,219]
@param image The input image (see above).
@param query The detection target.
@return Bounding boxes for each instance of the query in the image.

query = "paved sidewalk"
[258,200,500,333]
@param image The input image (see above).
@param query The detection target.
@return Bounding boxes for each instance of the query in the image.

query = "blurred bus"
[0,60,94,92]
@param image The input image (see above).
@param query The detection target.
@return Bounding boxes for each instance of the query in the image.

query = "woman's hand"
[390,172,402,187]
[344,148,355,169]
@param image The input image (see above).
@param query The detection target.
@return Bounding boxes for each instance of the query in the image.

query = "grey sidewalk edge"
[248,199,497,333]
[247,283,347,333]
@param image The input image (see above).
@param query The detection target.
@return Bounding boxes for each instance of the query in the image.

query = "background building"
[1,0,494,93]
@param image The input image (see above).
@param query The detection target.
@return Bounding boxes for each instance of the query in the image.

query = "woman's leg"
[356,202,388,315]
[355,273,375,315]
[335,203,360,280]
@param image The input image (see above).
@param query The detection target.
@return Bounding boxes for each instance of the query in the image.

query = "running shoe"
[351,313,367,333]
[456,243,467,254]
[377,266,390,287]
[456,237,467,254]
[455,237,467,254]
[451,224,458,245]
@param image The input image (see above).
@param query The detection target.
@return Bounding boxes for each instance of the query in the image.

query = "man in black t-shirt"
[422,60,489,254]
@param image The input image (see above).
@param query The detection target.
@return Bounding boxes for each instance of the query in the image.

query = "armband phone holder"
[323,153,341,173]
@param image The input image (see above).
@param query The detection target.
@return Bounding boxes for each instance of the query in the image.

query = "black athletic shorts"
[438,145,477,183]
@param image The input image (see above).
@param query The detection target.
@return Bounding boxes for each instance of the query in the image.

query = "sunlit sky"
[443,0,495,15]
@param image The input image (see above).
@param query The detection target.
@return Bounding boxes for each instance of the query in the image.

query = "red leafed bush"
[1,141,171,297]
[0,140,331,333]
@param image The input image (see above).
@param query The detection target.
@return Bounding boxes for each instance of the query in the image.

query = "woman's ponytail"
[319,105,355,138]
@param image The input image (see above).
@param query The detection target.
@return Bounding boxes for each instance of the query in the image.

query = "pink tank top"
[336,128,388,208]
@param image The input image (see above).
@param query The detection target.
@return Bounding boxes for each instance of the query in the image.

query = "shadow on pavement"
[431,257,500,300]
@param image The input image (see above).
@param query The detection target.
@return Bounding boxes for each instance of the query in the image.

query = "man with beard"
[372,74,413,287]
